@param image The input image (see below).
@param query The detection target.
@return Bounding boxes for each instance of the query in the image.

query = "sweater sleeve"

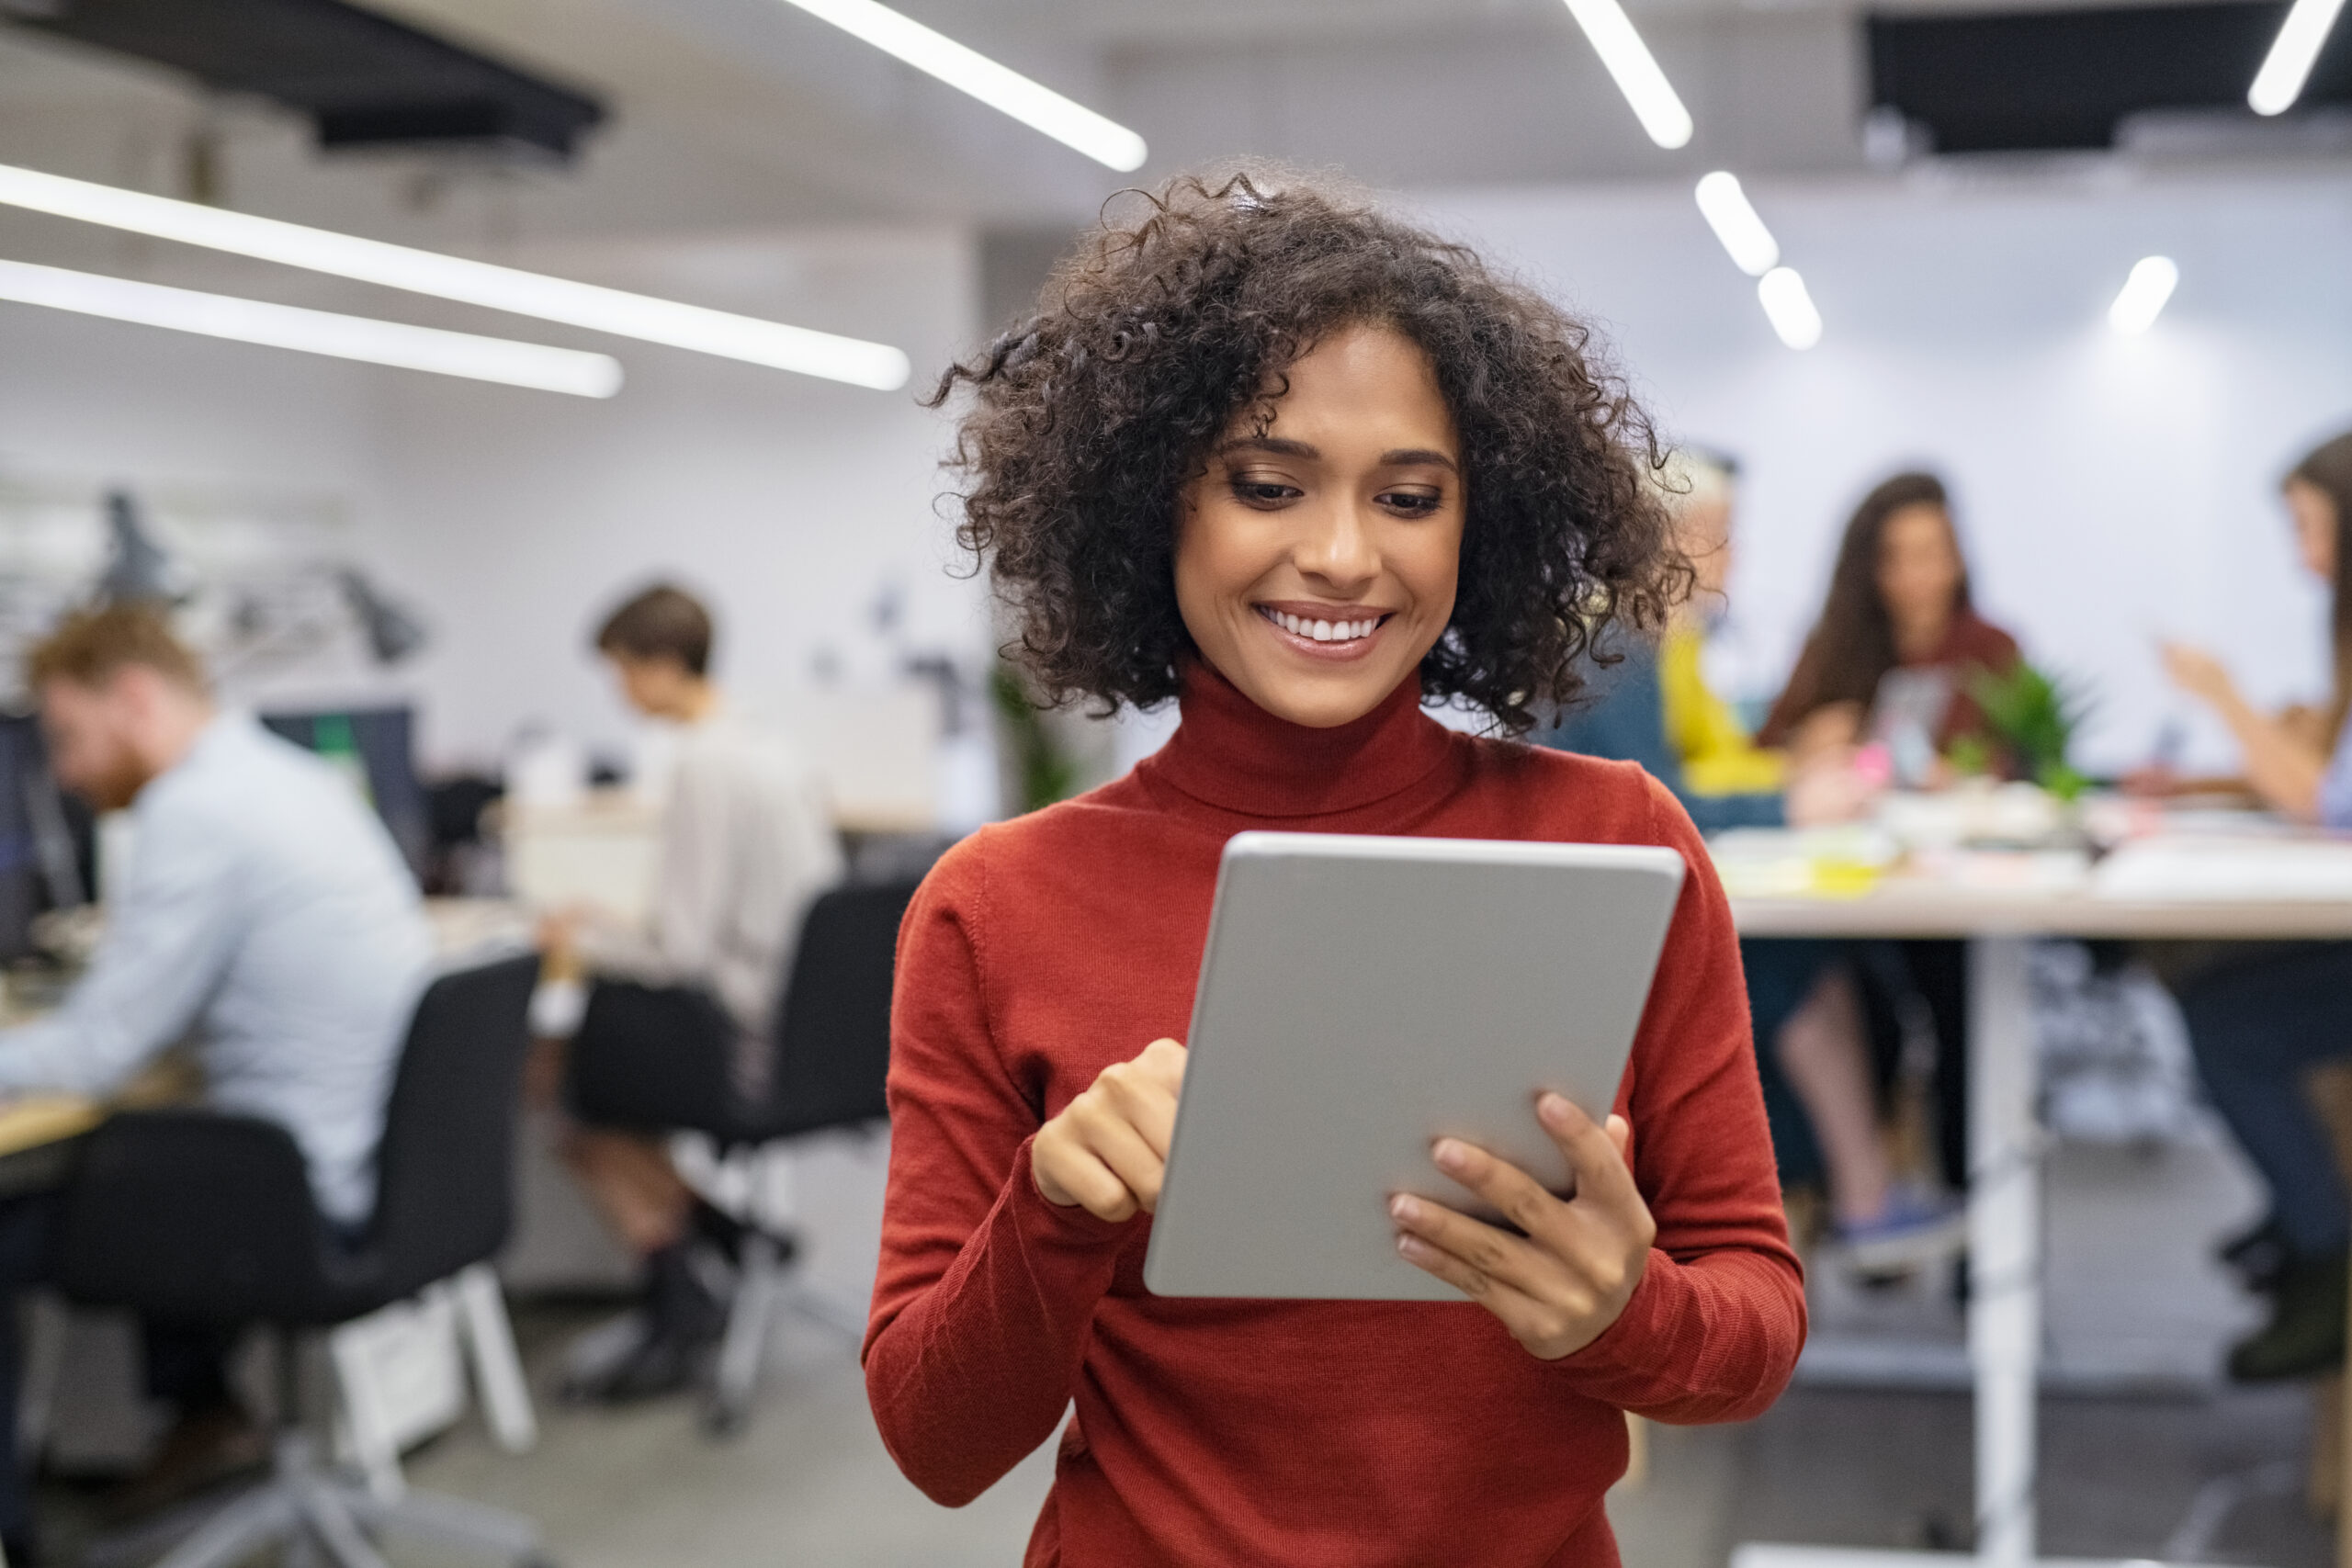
[1547,777,1807,1423]
[862,837,1134,1506]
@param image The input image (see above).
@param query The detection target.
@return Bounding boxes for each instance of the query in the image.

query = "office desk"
[0,1098,101,1200]
[1728,864,2352,1568]
[0,899,537,1201]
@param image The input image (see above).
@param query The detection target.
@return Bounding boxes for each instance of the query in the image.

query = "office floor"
[32,1123,2339,1567]
[385,1306,2333,1568]
[394,1120,2331,1568]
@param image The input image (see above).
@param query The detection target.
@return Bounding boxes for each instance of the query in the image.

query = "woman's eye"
[1380,490,1444,516]
[1229,479,1301,507]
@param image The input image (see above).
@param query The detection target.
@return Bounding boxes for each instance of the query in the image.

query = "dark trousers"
[2180,942,2352,1259]
[1740,937,1972,1195]
[0,1193,236,1538]
[1743,938,1836,1189]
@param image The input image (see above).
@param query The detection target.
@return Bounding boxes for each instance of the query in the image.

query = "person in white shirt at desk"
[2152,429,2352,1381]
[540,583,841,1403]
[0,604,432,1560]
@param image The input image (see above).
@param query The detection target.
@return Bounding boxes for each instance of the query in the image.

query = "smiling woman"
[865,166,1804,1568]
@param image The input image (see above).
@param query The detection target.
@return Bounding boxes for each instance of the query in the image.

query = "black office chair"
[54,954,550,1568]
[566,878,915,1434]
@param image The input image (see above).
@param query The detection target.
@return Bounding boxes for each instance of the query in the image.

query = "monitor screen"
[258,705,429,883]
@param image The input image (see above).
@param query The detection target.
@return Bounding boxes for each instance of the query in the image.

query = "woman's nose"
[1295,500,1380,589]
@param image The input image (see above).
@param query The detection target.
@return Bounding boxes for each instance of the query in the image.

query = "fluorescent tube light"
[1757,266,1822,350]
[1694,172,1780,276]
[1559,0,1694,149]
[2108,255,2178,335]
[0,257,622,397]
[2249,0,2349,114]
[0,162,910,390]
[771,0,1147,171]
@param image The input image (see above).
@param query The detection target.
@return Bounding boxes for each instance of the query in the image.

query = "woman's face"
[2287,478,2339,584]
[1173,323,1465,729]
[1873,502,1964,632]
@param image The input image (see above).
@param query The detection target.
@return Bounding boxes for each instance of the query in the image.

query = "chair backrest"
[764,880,920,1137]
[367,953,541,1292]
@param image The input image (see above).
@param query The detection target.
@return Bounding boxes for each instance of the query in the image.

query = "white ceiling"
[0,0,2323,266]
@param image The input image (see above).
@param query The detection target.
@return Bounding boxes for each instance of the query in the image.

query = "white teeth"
[1264,609,1382,642]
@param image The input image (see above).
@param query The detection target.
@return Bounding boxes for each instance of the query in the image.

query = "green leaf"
[1964,660,2094,791]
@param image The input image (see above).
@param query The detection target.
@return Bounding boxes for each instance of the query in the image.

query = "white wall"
[371,225,986,773]
[1421,166,2352,774]
[0,221,987,787]
[10,164,2352,784]
[0,275,415,711]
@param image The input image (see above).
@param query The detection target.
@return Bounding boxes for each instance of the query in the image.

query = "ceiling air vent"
[1869,2,2352,153]
[6,0,605,162]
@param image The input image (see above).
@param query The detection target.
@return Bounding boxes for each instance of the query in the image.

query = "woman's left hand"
[2159,642,2239,711]
[1389,1093,1656,1361]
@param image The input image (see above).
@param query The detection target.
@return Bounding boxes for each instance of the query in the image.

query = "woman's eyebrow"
[1216,435,1319,460]
[1381,447,1460,472]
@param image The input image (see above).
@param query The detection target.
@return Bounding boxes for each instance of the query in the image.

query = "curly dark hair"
[930,166,1682,734]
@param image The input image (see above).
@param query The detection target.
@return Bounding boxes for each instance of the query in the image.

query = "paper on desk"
[2094,835,2352,902]
[1707,827,1896,899]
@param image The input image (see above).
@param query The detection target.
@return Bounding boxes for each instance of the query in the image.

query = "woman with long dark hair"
[1759,472,2021,769]
[1758,473,2027,1208]
[862,168,1802,1564]
[2159,429,2352,1382]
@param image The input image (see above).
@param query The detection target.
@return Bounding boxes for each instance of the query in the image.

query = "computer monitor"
[0,714,94,963]
[259,705,430,883]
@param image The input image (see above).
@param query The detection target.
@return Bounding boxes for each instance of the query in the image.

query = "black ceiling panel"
[9,0,605,160]
[1870,2,2352,153]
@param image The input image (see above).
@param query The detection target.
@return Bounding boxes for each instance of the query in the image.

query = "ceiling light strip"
[1757,266,1822,350]
[1693,172,1780,276]
[2248,0,2349,114]
[0,162,909,390]
[0,257,623,396]
[1559,0,1694,149]
[772,0,1147,171]
[2108,255,2178,335]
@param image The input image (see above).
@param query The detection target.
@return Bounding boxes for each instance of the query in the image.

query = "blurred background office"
[0,0,2350,1563]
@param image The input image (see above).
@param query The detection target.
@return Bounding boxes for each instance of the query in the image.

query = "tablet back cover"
[1144,832,1685,1301]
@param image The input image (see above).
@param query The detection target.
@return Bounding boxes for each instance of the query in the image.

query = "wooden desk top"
[0,1095,101,1158]
[1730,884,2352,941]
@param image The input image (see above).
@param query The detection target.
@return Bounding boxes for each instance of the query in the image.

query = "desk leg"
[1968,936,2040,1568]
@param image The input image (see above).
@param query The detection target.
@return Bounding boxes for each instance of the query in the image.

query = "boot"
[2218,1214,2290,1294]
[2227,1251,2347,1382]
[578,1240,729,1404]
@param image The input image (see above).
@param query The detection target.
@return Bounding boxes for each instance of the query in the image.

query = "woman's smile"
[1253,602,1395,660]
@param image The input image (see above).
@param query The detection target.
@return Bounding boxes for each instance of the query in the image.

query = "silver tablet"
[1143,831,1686,1302]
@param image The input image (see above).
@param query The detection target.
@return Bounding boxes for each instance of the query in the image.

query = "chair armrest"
[54,1110,337,1321]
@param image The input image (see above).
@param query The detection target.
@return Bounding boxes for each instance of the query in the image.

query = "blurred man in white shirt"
[0,604,431,1555]
[544,583,841,1401]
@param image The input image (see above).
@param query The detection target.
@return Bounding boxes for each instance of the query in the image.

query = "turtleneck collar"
[1138,660,1461,822]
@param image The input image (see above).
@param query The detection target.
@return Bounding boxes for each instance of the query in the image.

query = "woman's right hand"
[1032,1038,1188,1222]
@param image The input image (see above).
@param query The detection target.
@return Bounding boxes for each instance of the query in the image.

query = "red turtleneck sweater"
[863,667,1804,1567]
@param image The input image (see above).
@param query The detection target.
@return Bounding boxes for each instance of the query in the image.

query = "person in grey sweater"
[543,583,842,1402]
[0,604,432,1556]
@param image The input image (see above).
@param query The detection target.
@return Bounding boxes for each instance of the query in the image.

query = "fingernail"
[1396,1233,1426,1260]
[1390,1194,1419,1223]
[1432,1139,1469,1173]
[1538,1093,1574,1124]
